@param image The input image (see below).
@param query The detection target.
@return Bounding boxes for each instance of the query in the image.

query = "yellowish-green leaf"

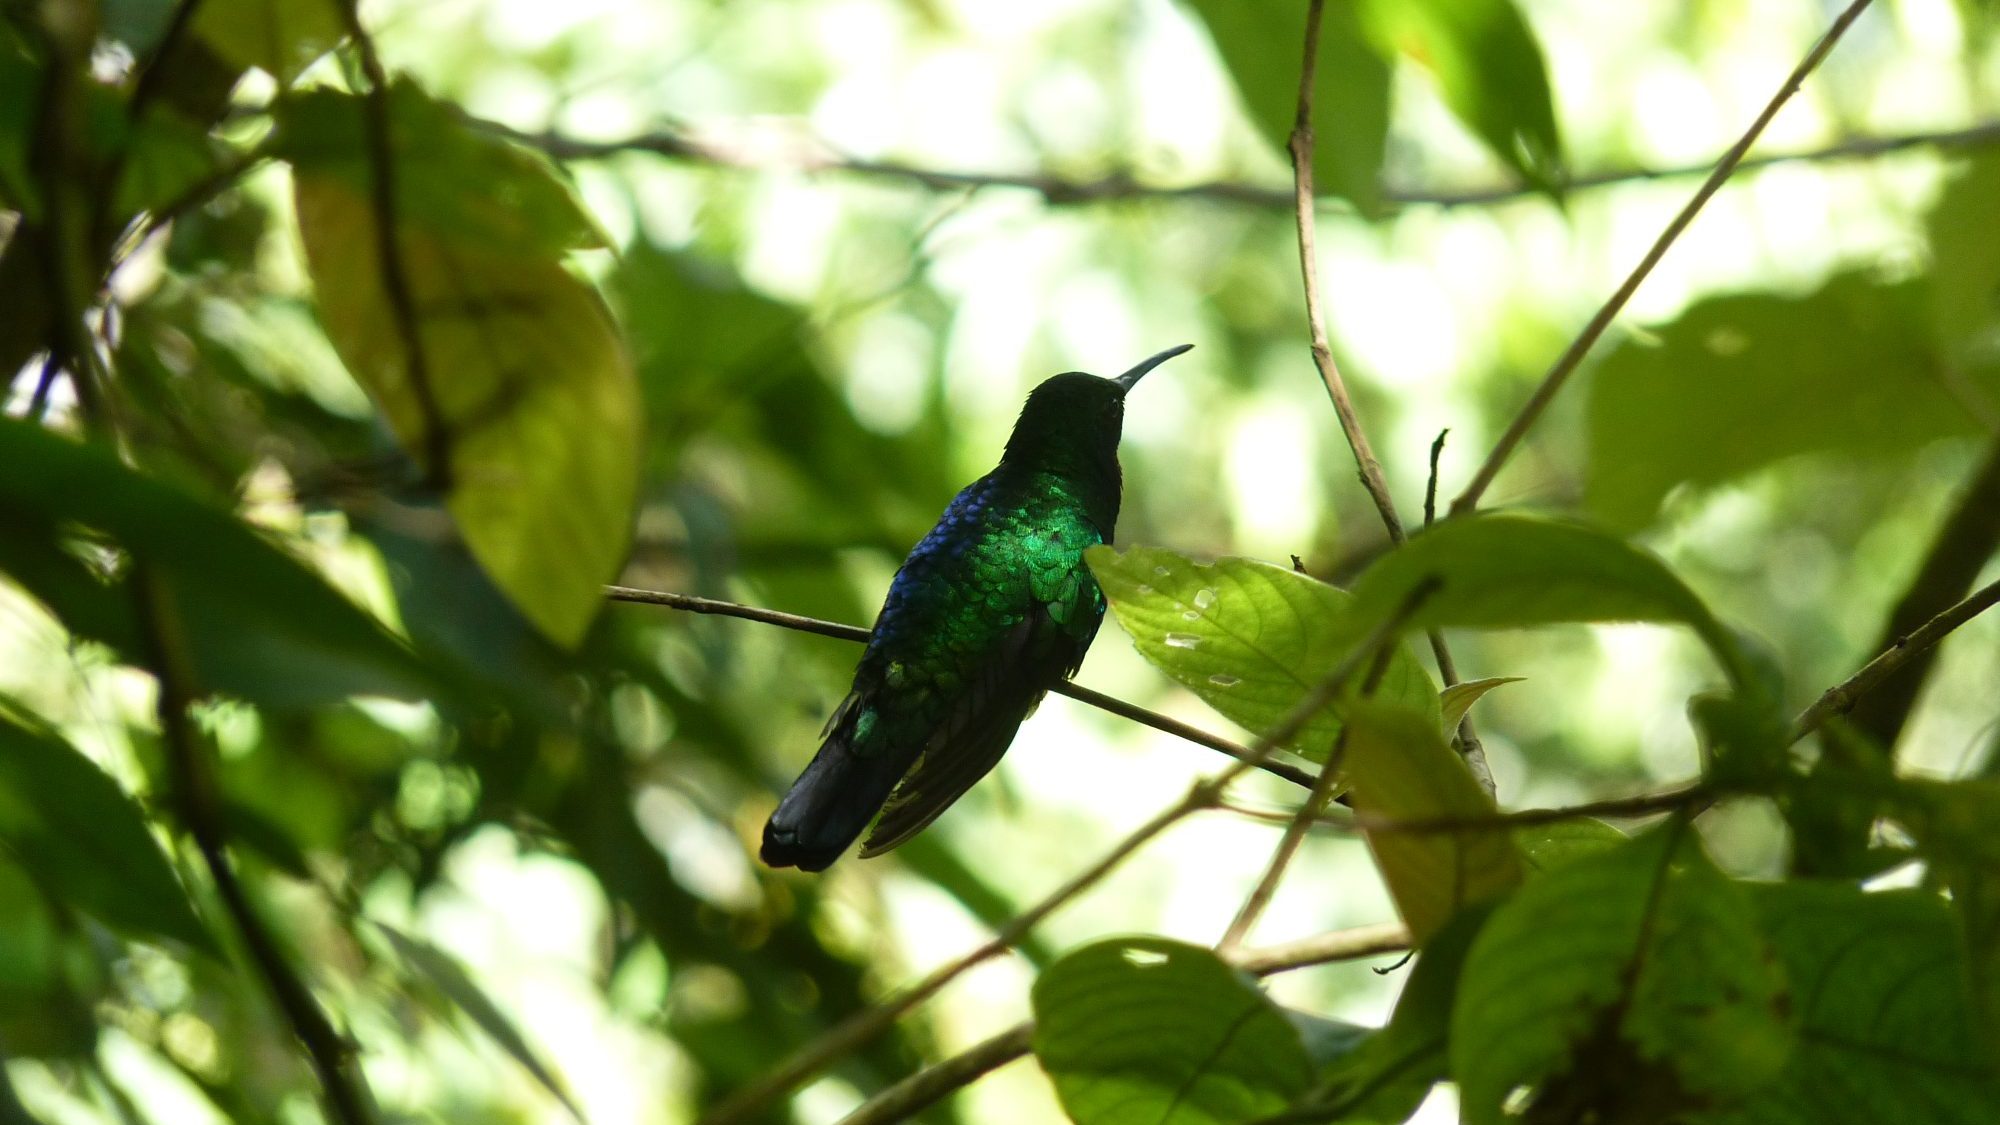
[1439,676,1520,734]
[289,90,639,648]
[1087,546,1438,762]
[1344,701,1524,942]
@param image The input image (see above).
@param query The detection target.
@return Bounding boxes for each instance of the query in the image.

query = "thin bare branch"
[1285,0,1401,545]
[331,0,452,488]
[700,583,1436,1125]
[1450,0,1880,516]
[1848,437,2000,754]
[1282,0,1492,793]
[137,575,375,1125]
[604,584,1316,789]
[1792,576,2000,742]
[489,114,2000,213]
[838,922,1410,1125]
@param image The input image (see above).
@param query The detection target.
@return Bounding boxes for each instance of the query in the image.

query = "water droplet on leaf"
[1164,633,1201,649]
[1208,673,1241,687]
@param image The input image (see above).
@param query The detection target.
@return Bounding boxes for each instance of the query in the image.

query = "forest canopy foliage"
[2,0,2000,1122]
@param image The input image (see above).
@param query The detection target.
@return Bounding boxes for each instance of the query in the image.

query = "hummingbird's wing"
[858,565,1104,857]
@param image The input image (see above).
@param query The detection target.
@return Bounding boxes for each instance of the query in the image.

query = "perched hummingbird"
[761,344,1193,871]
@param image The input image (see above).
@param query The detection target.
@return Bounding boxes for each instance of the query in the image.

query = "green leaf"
[1451,830,1791,1124]
[1345,513,1747,684]
[192,0,344,86]
[1309,905,1490,1123]
[1517,818,1627,874]
[1900,778,2000,1059]
[1926,151,2000,359]
[1343,701,1524,943]
[1087,546,1439,762]
[1697,883,2000,1124]
[0,417,439,706]
[1584,273,1983,531]
[1182,0,1392,214]
[375,924,582,1121]
[0,31,37,217]
[1032,937,1311,1125]
[286,85,640,648]
[1359,0,1563,191]
[1438,676,1519,733]
[0,708,211,952]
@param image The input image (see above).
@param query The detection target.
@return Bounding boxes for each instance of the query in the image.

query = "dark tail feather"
[761,714,912,871]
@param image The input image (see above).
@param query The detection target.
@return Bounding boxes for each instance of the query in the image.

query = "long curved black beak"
[1112,343,1193,391]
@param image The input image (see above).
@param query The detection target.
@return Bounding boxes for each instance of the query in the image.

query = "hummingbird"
[761,344,1193,871]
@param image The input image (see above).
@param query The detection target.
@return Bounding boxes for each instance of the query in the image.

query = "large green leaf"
[1901,778,2000,1060]
[1927,151,2000,359]
[1032,937,1311,1125]
[284,85,640,648]
[1343,701,1523,942]
[0,708,210,952]
[0,417,438,706]
[1360,0,1563,191]
[1087,546,1438,762]
[1181,0,1392,214]
[1584,272,1985,531]
[1451,830,1791,1124]
[1698,883,2000,1124]
[1345,513,1747,684]
[1307,906,1490,1123]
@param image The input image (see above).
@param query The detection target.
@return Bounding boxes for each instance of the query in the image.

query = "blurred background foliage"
[2,0,1999,1121]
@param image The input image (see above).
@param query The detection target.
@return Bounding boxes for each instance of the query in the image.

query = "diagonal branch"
[1791,575,2000,742]
[604,584,1316,789]
[1846,436,2000,754]
[1282,0,1492,792]
[1449,0,1881,516]
[836,922,1410,1125]
[699,583,1436,1125]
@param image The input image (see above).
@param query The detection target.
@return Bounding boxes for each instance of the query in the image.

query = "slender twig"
[1220,783,1709,835]
[1282,0,1492,793]
[1285,0,1400,545]
[1218,726,1349,951]
[331,0,452,488]
[1848,437,2000,755]
[604,584,1317,789]
[1791,577,2000,742]
[837,922,1410,1125]
[137,575,374,1125]
[1424,430,1448,530]
[1450,0,1880,516]
[490,114,2000,213]
[701,584,1436,1125]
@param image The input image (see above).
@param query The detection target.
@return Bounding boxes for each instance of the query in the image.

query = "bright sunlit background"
[7,0,2000,1121]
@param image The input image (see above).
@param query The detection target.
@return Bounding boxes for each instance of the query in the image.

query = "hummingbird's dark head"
[1000,344,1192,474]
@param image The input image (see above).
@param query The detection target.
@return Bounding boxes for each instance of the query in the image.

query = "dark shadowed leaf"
[1032,936,1311,1125]
[1088,546,1438,762]
[284,85,640,648]
[1360,0,1563,191]
[1343,701,1524,942]
[192,0,344,86]
[1182,0,1392,214]
[1585,273,1984,531]
[0,707,210,952]
[1926,151,2000,358]
[0,417,440,705]
[1308,905,1491,1123]
[1452,829,1790,1124]
[1696,882,2000,1124]
[375,923,582,1120]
